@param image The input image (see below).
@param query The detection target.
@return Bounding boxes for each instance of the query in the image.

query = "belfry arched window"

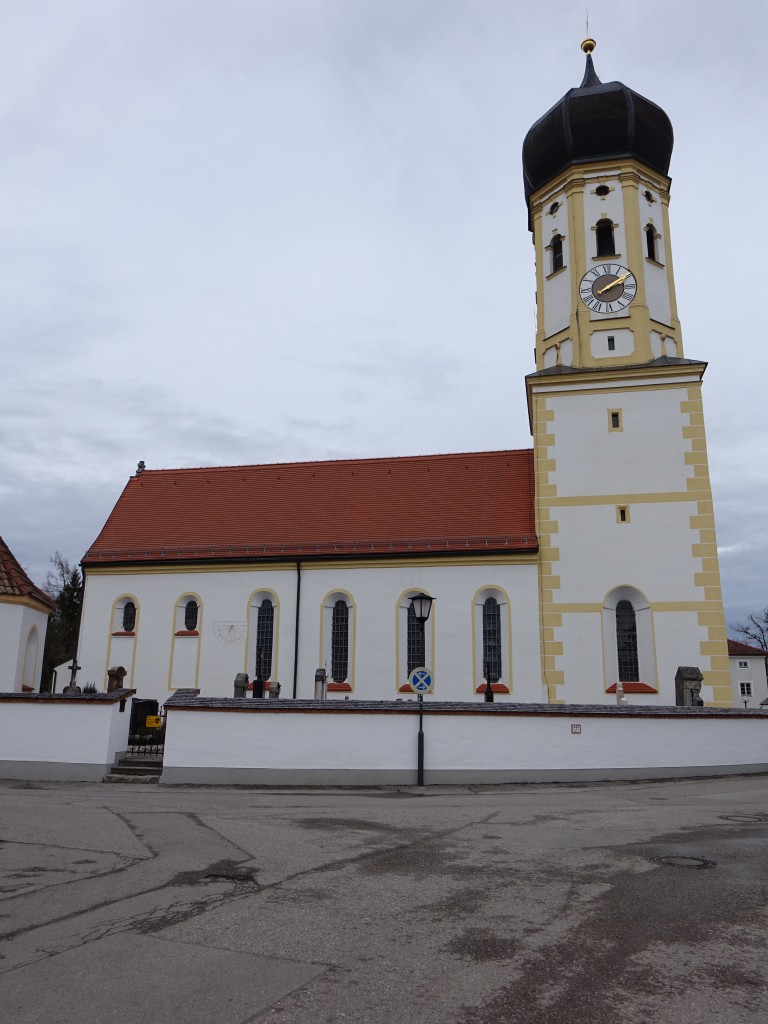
[551,234,564,273]
[595,218,615,257]
[645,224,657,261]
[331,600,349,683]
[482,597,502,684]
[615,600,639,682]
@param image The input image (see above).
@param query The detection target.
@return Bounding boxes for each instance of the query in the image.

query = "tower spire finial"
[580,37,601,87]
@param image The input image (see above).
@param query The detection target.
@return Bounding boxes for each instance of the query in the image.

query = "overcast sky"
[2,0,766,627]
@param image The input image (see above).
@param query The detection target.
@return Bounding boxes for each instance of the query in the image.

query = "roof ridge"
[132,448,534,475]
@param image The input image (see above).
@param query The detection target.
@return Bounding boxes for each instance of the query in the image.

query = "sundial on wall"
[213,621,247,646]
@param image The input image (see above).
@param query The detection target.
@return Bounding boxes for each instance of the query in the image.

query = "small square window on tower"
[608,409,622,431]
[616,505,630,524]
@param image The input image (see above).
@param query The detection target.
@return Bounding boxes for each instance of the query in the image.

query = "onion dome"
[523,40,674,211]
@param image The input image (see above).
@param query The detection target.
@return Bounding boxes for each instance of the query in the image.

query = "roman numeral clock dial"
[579,264,637,314]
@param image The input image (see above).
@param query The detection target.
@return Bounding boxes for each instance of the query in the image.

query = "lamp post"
[409,593,434,787]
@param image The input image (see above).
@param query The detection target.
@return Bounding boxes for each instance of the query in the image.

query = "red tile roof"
[0,536,56,611]
[83,450,537,565]
[727,639,767,658]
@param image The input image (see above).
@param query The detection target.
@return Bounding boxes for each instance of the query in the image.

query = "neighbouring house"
[728,639,768,709]
[0,536,56,692]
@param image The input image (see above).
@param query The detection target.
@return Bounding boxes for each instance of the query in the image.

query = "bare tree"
[41,553,83,690]
[730,608,768,653]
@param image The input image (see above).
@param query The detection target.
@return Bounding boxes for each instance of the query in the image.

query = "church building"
[75,41,732,708]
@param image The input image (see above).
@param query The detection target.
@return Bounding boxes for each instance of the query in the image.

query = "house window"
[122,601,136,632]
[740,682,753,696]
[595,219,615,257]
[407,603,426,676]
[646,224,657,261]
[551,234,564,273]
[255,599,274,680]
[482,598,502,684]
[616,600,639,681]
[738,660,749,669]
[331,600,349,683]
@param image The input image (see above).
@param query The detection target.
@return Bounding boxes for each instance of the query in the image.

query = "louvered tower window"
[184,600,198,631]
[596,218,615,257]
[645,224,657,261]
[122,601,136,632]
[616,599,639,682]
[255,599,274,680]
[407,603,426,677]
[482,597,502,684]
[331,600,349,683]
[551,234,564,273]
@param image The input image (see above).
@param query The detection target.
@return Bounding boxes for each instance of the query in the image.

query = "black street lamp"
[409,593,434,787]
[410,592,434,625]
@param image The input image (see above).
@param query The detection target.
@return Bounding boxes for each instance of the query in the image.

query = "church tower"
[523,41,731,706]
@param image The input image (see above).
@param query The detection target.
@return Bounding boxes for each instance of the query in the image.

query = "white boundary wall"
[0,691,135,781]
[161,698,768,786]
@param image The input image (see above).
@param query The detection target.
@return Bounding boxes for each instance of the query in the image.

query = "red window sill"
[174,630,199,637]
[111,631,135,637]
[327,682,353,692]
[474,683,511,694]
[606,682,658,694]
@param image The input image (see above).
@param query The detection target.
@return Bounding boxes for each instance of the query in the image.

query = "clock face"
[580,264,636,314]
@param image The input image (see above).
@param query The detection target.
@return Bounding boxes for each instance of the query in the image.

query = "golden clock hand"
[597,273,630,295]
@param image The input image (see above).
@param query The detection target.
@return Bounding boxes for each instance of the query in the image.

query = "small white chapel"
[75,40,732,709]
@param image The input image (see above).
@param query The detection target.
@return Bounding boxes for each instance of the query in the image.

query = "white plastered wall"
[0,603,49,691]
[542,194,571,339]
[77,561,543,706]
[729,654,768,708]
[537,373,719,703]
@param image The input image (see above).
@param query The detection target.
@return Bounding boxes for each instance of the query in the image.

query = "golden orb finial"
[581,38,596,55]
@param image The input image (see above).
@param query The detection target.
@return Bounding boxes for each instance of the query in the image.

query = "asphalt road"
[1,776,767,1023]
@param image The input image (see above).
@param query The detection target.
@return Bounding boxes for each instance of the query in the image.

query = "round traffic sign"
[408,667,434,694]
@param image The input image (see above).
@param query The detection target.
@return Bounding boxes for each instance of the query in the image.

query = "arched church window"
[595,218,615,257]
[645,224,657,261]
[482,597,502,684]
[616,600,639,682]
[122,601,136,632]
[184,600,199,631]
[551,234,564,273]
[407,603,426,677]
[255,599,274,680]
[331,600,349,683]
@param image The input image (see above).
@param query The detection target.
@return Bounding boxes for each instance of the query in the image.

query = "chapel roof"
[727,639,767,658]
[0,536,56,611]
[83,449,537,566]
